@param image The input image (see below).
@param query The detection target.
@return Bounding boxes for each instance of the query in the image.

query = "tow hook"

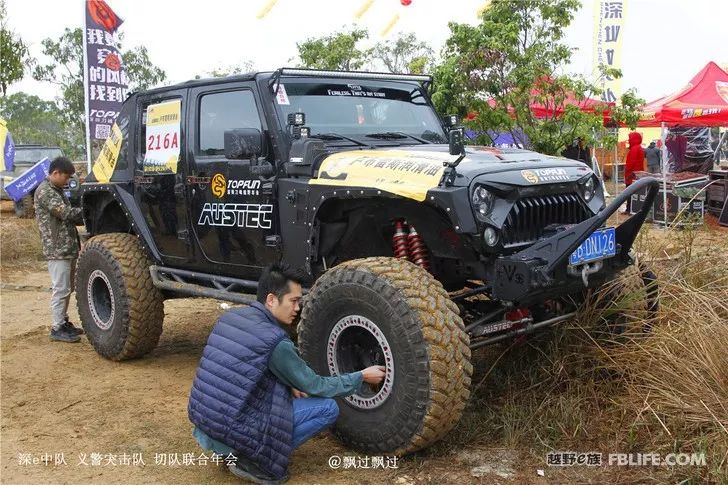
[568,260,603,287]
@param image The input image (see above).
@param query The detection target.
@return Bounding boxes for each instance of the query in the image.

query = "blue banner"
[4,157,50,202]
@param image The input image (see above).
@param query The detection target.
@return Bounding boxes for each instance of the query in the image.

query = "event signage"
[593,0,626,103]
[4,157,50,202]
[142,100,182,174]
[0,118,15,173]
[83,0,128,144]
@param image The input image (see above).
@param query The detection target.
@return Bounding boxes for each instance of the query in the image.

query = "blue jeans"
[292,397,339,449]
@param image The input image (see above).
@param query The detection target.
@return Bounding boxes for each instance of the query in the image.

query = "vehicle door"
[187,82,278,278]
[133,89,190,262]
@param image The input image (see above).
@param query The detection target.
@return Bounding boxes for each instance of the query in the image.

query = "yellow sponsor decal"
[310,150,456,202]
[92,122,123,183]
[211,173,226,198]
[147,100,180,126]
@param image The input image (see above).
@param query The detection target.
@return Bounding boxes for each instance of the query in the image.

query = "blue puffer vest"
[188,302,294,479]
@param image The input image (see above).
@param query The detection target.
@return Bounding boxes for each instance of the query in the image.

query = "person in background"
[645,140,661,174]
[34,156,85,343]
[624,131,646,213]
[188,263,385,484]
[562,137,592,169]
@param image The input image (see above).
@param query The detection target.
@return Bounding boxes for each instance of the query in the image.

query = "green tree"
[31,28,166,156]
[0,92,81,157]
[296,28,370,71]
[0,0,32,96]
[431,0,641,155]
[370,32,434,74]
[195,60,256,79]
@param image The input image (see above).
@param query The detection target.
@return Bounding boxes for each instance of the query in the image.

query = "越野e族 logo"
[211,173,226,198]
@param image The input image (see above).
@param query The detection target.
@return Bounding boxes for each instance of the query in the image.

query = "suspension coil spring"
[392,220,409,259]
[407,224,430,271]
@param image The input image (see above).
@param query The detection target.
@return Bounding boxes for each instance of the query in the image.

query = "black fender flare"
[80,183,163,263]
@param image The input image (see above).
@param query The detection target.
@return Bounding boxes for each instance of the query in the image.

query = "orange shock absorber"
[392,220,409,259]
[407,224,430,271]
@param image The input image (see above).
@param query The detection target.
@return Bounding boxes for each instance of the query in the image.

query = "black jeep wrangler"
[77,68,658,455]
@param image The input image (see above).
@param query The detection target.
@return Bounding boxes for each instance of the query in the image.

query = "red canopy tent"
[484,81,613,123]
[636,62,728,226]
[638,61,728,127]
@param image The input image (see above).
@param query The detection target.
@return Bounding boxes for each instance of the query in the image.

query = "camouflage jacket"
[34,179,83,260]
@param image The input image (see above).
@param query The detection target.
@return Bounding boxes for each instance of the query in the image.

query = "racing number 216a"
[147,133,179,151]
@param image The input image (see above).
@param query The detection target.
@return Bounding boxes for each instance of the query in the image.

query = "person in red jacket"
[624,131,645,213]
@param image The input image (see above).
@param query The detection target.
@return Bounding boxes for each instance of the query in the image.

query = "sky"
[5,0,728,104]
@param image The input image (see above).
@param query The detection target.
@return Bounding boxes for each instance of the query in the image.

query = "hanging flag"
[0,118,15,173]
[592,0,626,103]
[83,0,128,152]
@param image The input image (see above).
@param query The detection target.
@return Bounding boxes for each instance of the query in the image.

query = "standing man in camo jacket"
[34,157,85,343]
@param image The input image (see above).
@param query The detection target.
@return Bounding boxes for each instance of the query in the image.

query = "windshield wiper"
[310,133,373,148]
[365,131,432,144]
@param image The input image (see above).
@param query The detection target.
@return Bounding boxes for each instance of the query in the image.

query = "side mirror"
[448,128,465,156]
[224,128,263,160]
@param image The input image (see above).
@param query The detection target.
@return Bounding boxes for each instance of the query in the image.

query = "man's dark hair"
[256,263,307,304]
[49,156,75,175]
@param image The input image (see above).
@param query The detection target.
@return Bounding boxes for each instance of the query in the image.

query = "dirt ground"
[0,261,548,485]
[1,202,725,484]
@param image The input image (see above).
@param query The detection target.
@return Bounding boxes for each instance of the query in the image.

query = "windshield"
[273,80,447,143]
[14,148,63,165]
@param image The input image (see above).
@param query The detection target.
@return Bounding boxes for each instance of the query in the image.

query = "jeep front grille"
[501,193,589,246]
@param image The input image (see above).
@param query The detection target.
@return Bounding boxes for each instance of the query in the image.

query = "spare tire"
[75,233,164,360]
[298,257,472,454]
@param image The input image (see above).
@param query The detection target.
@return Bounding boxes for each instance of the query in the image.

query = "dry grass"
[432,218,728,482]
[0,214,44,265]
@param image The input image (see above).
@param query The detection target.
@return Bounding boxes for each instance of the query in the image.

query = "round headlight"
[68,179,78,189]
[483,227,499,246]
[582,177,595,202]
[472,186,494,216]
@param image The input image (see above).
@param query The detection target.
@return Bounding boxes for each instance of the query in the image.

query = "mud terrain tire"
[75,233,164,360]
[298,257,472,454]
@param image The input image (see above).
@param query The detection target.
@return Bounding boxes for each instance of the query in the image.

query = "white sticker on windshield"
[275,83,290,105]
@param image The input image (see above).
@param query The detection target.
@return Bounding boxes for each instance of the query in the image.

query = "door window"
[197,90,262,156]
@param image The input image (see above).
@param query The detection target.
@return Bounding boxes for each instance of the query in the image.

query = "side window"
[197,90,262,156]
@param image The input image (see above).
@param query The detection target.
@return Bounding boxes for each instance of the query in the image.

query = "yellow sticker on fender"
[310,150,455,202]
[92,122,123,183]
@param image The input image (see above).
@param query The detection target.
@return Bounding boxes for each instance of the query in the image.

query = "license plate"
[569,227,616,266]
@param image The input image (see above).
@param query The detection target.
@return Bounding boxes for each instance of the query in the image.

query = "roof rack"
[269,67,432,95]
[279,68,431,82]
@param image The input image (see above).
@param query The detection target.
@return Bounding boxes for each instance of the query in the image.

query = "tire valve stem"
[407,224,430,271]
[393,220,409,259]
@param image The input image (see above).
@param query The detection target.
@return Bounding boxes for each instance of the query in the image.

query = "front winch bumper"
[491,177,660,304]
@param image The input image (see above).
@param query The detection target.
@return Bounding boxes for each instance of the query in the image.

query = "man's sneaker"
[50,327,81,343]
[227,460,288,484]
[63,319,84,335]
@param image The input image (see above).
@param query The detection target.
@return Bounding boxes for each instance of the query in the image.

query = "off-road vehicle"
[77,68,659,455]
[1,144,81,217]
